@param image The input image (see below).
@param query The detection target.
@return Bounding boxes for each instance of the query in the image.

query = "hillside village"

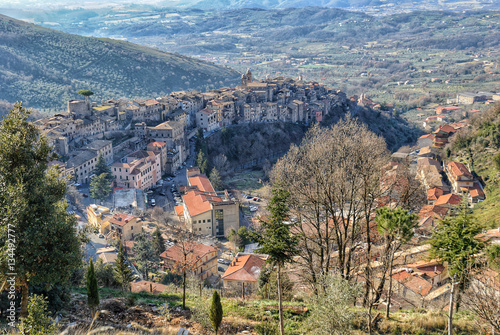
[7,71,500,334]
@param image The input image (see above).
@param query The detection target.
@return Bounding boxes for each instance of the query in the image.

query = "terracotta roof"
[130,280,168,295]
[108,213,136,227]
[474,269,500,291]
[419,134,435,140]
[159,241,216,265]
[419,205,448,219]
[447,162,473,179]
[435,193,462,206]
[189,174,215,193]
[222,254,266,282]
[402,274,433,296]
[182,190,217,217]
[427,187,444,201]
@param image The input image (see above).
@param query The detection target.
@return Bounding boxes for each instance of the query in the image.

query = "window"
[203,220,205,223]
[207,219,211,222]
[131,226,133,230]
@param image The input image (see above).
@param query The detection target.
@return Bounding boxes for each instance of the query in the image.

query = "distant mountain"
[0,14,240,110]
[1,0,498,11]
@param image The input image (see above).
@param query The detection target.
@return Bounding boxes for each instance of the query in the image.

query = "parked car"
[159,191,166,196]
[252,197,260,202]
[82,193,89,198]
[249,206,258,212]
[98,233,104,238]
[218,259,225,263]
[151,199,156,207]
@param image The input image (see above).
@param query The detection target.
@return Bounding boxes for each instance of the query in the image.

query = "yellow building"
[86,204,110,231]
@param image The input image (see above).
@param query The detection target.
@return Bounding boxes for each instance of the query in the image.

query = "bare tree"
[272,116,389,295]
[463,272,500,334]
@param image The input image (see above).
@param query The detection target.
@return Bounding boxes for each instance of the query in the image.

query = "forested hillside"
[0,14,240,110]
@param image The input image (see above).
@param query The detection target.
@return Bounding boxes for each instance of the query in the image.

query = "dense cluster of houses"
[38,74,349,187]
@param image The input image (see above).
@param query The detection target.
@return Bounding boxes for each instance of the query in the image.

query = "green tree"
[77,89,94,100]
[86,259,99,317]
[209,167,223,190]
[429,201,484,335]
[94,154,113,182]
[209,290,223,335]
[376,207,418,318]
[0,103,81,317]
[305,274,360,335]
[133,232,158,280]
[252,188,299,335]
[113,241,133,291]
[89,173,112,203]
[196,150,209,175]
[152,227,166,257]
[18,294,57,335]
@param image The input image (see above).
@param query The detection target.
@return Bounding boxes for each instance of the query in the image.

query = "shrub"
[19,294,57,335]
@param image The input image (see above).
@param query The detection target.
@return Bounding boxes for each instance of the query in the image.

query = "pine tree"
[209,290,223,335]
[133,232,158,280]
[0,103,81,317]
[375,207,418,318]
[429,201,484,335]
[196,150,209,175]
[94,154,113,182]
[152,227,166,257]
[90,173,112,203]
[253,188,299,335]
[86,259,100,317]
[114,241,133,291]
[209,167,223,190]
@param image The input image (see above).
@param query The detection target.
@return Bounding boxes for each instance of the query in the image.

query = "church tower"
[246,68,253,83]
[241,73,248,86]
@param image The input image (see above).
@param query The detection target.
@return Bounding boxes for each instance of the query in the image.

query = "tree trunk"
[367,304,373,335]
[242,282,245,300]
[277,263,285,335]
[448,279,456,335]
[20,280,29,318]
[182,270,186,310]
[386,250,395,319]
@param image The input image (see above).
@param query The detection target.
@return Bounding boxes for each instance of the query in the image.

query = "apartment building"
[446,161,474,194]
[111,150,161,190]
[182,168,239,237]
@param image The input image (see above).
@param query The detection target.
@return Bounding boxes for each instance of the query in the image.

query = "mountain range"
[0,14,240,111]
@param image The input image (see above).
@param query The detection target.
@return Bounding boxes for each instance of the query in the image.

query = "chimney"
[434,266,437,273]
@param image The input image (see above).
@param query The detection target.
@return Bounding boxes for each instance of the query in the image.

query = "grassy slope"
[0,14,240,110]
[69,286,483,334]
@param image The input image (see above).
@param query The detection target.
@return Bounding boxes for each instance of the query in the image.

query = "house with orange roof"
[101,213,141,241]
[418,205,449,220]
[467,181,486,205]
[222,253,268,296]
[182,168,239,237]
[445,161,474,194]
[434,193,462,208]
[427,187,444,205]
[433,125,457,148]
[391,259,450,309]
[159,241,217,280]
[436,106,461,115]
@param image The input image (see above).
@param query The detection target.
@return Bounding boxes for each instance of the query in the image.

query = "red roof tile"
[447,162,473,179]
[222,254,266,282]
[435,193,462,206]
[108,213,136,227]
